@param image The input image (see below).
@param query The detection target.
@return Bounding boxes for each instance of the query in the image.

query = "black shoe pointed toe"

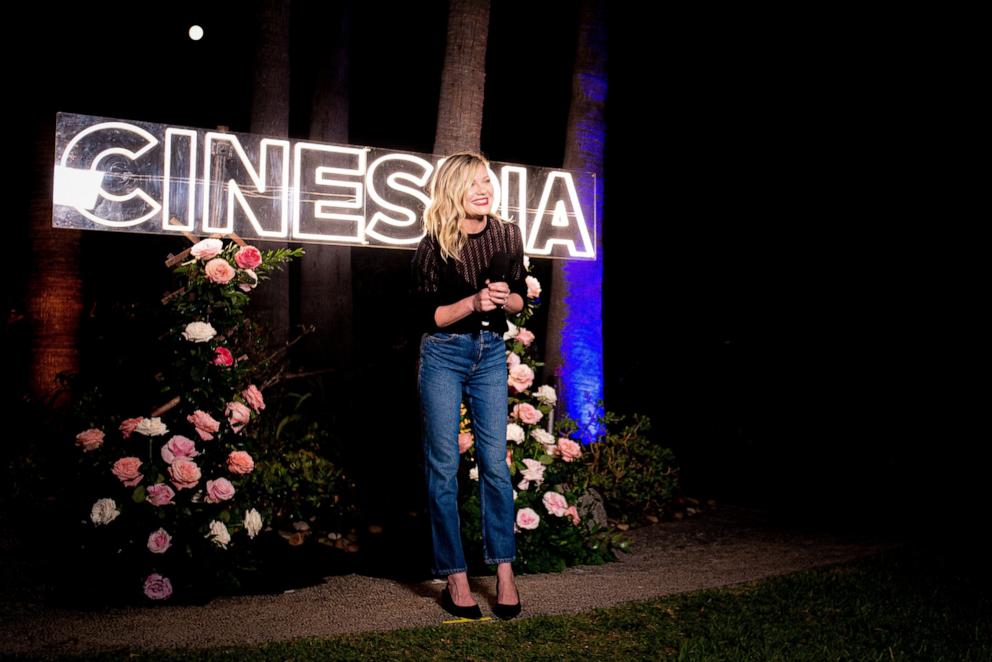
[441,586,483,620]
[492,600,521,619]
[493,577,522,620]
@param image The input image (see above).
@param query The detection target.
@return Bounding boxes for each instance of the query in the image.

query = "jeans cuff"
[434,567,468,576]
[484,557,516,565]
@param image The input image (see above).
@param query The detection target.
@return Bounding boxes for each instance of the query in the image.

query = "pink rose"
[239,269,258,292]
[516,328,535,347]
[542,491,569,517]
[506,447,513,468]
[187,410,220,441]
[508,364,535,393]
[143,573,173,600]
[75,428,105,452]
[242,384,265,413]
[555,438,582,462]
[168,458,202,490]
[227,450,255,474]
[458,432,474,454]
[190,238,223,260]
[213,347,234,366]
[161,435,199,464]
[516,507,540,530]
[511,403,543,425]
[146,483,176,506]
[225,402,251,433]
[112,457,143,487]
[234,245,263,269]
[205,477,236,503]
[147,528,171,554]
[204,257,236,284]
[118,417,143,439]
[507,352,521,369]
[564,504,580,526]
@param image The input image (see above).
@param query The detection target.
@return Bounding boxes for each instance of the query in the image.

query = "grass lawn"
[35,542,992,661]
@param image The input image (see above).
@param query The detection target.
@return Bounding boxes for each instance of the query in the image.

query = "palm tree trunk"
[27,113,82,403]
[299,0,353,372]
[544,0,607,439]
[434,0,491,155]
[249,0,292,350]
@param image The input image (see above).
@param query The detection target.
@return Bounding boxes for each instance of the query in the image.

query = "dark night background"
[3,1,980,547]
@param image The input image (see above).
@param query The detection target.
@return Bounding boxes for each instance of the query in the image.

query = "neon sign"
[53,113,597,259]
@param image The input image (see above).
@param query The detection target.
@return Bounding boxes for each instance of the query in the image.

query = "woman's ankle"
[447,570,468,583]
[496,563,514,577]
[446,573,477,605]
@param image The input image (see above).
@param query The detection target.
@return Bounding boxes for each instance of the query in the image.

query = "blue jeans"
[418,329,517,576]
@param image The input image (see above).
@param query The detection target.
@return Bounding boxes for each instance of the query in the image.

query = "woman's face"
[462,163,493,219]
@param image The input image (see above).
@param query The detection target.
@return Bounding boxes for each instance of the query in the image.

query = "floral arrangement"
[578,411,680,525]
[457,257,629,573]
[72,236,303,602]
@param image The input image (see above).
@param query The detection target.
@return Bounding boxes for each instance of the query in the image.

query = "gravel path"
[0,504,899,656]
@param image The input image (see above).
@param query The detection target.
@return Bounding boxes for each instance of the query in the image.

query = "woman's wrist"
[434,296,478,327]
[504,293,524,314]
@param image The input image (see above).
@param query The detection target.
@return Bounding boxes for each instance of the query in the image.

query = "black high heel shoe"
[441,586,483,620]
[493,575,521,620]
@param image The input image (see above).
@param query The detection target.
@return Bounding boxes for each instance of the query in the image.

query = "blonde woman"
[412,151,526,620]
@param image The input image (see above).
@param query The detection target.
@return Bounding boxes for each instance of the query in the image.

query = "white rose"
[535,385,557,406]
[503,320,519,341]
[90,498,120,525]
[523,255,531,269]
[506,423,525,445]
[469,466,479,481]
[512,489,518,501]
[531,428,555,448]
[525,275,542,299]
[135,417,168,437]
[190,238,223,260]
[239,269,258,292]
[521,458,545,485]
[207,520,231,548]
[182,321,217,343]
[244,508,263,539]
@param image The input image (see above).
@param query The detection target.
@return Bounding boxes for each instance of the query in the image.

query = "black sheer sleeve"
[412,234,442,332]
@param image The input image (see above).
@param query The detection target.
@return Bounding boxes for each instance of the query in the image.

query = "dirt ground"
[0,504,900,656]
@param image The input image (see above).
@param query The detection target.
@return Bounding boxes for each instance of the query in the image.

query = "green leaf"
[132,485,146,503]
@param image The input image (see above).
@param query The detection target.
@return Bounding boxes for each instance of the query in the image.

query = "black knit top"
[411,216,528,335]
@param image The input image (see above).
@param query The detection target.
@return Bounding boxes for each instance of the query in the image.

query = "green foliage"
[453,260,683,572]
[159,244,303,413]
[242,391,359,540]
[577,410,680,524]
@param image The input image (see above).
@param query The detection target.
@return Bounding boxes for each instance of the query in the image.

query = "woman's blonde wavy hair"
[423,150,507,262]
